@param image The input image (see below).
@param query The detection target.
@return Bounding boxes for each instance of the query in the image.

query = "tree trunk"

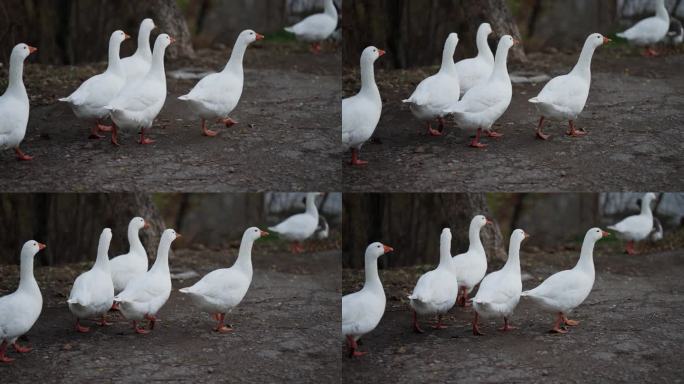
[343,0,525,69]
[0,0,194,65]
[0,193,165,266]
[342,193,506,269]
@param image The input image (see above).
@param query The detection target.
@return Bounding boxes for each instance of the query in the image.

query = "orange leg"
[75,319,91,333]
[498,316,516,332]
[472,312,484,336]
[347,335,367,357]
[431,314,447,330]
[214,313,234,333]
[427,121,442,136]
[561,314,580,326]
[14,147,33,161]
[469,128,487,148]
[536,116,550,140]
[625,240,636,255]
[139,127,155,145]
[202,118,218,137]
[350,148,368,166]
[111,124,120,146]
[413,310,425,333]
[550,312,569,334]
[0,341,13,363]
[566,120,586,137]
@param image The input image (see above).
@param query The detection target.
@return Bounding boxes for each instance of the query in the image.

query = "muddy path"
[342,50,684,192]
[341,247,684,383]
[0,247,341,383]
[0,43,340,192]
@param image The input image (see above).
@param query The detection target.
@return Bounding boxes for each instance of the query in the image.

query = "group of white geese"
[342,0,674,165]
[342,193,659,357]
[0,0,340,159]
[0,192,326,363]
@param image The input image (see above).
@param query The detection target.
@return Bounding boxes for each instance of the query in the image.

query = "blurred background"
[343,0,684,69]
[0,0,342,64]
[342,192,684,268]
[0,192,341,265]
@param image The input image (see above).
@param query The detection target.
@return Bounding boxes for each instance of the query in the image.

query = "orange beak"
[124,33,131,39]
[175,233,182,239]
[28,46,38,54]
[524,232,530,239]
[485,219,493,225]
[255,33,265,41]
[38,242,46,250]
[169,37,176,44]
[382,244,394,254]
[603,37,611,44]
[601,231,611,237]
[143,220,150,229]
[513,39,520,45]
[377,49,386,57]
[260,230,269,237]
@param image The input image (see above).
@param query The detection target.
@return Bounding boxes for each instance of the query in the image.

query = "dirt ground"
[341,239,684,383]
[0,42,340,192]
[0,243,341,383]
[342,47,684,192]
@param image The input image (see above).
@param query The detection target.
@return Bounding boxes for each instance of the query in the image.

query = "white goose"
[114,229,180,334]
[105,34,174,146]
[342,242,394,357]
[408,228,459,333]
[268,192,321,253]
[402,33,460,136]
[451,215,491,307]
[110,217,149,294]
[179,227,268,333]
[178,29,264,137]
[445,35,517,148]
[341,46,385,165]
[521,227,609,333]
[472,229,528,335]
[0,240,45,363]
[0,43,37,161]
[608,192,657,255]
[284,0,338,53]
[617,0,669,56]
[121,18,156,81]
[454,23,494,95]
[59,30,129,140]
[529,33,610,140]
[67,228,115,333]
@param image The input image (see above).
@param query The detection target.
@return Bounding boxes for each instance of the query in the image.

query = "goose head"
[365,242,393,260]
[244,226,269,241]
[110,30,130,46]
[130,216,149,230]
[153,34,175,51]
[140,18,156,33]
[586,227,610,243]
[445,32,459,51]
[101,228,113,243]
[510,229,529,245]
[480,22,493,37]
[11,43,38,62]
[643,192,657,202]
[239,29,265,45]
[361,46,385,65]
[161,228,181,244]
[586,33,611,48]
[497,35,518,51]
[21,240,46,261]
[441,228,452,242]
[472,214,492,229]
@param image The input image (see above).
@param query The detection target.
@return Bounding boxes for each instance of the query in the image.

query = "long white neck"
[489,43,511,83]
[359,57,379,98]
[127,224,145,256]
[305,194,319,219]
[467,223,485,255]
[324,0,337,19]
[94,236,111,272]
[363,255,383,292]
[18,249,38,292]
[641,198,654,217]
[6,54,27,98]
[136,27,153,60]
[655,0,669,20]
[150,237,172,274]
[476,30,494,63]
[575,237,597,274]
[502,239,521,275]
[148,43,167,81]
[438,237,452,268]
[438,39,457,76]
[223,37,248,74]
[233,234,255,277]
[106,38,124,76]
[570,40,597,79]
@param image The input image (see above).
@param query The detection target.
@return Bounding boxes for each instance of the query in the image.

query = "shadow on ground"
[342,49,684,192]
[0,42,340,192]
[342,244,684,383]
[0,246,341,383]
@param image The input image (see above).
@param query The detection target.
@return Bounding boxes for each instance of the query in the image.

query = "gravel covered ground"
[0,240,341,383]
[0,42,340,192]
[341,234,684,383]
[342,46,684,192]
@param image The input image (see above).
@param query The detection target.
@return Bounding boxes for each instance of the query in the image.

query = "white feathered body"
[454,56,493,95]
[106,76,166,131]
[529,73,589,121]
[179,268,250,313]
[121,54,152,82]
[521,268,594,314]
[60,72,126,121]
[448,79,511,132]
[342,92,381,149]
[68,267,114,319]
[608,214,653,242]
[179,71,242,120]
[114,270,171,321]
[285,13,337,43]
[617,16,670,46]
[408,268,459,316]
[110,251,148,293]
[0,90,29,150]
[451,250,487,293]
[342,288,385,340]
[404,73,460,121]
[472,268,521,319]
[269,213,318,242]
[0,281,42,344]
